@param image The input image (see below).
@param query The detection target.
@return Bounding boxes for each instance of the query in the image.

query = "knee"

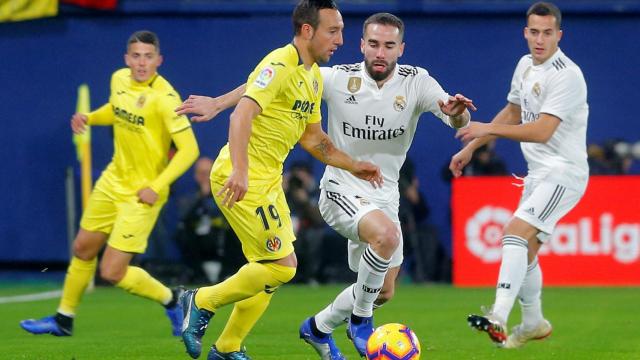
[372,225,400,251]
[99,263,126,284]
[72,241,95,261]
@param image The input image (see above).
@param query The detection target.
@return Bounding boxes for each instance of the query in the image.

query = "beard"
[365,59,396,82]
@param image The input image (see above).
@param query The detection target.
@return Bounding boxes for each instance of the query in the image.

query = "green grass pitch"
[1,283,639,359]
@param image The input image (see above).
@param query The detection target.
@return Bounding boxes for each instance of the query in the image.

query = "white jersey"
[507,48,589,191]
[319,62,457,203]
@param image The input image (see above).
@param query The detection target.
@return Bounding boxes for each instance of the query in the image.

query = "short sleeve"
[307,66,323,125]
[244,53,293,111]
[507,56,529,105]
[158,91,191,133]
[319,66,336,101]
[540,69,587,122]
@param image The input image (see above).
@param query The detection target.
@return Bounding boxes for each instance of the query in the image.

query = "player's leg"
[107,199,183,336]
[20,187,115,337]
[208,291,272,358]
[504,183,583,348]
[182,179,296,359]
[346,210,399,355]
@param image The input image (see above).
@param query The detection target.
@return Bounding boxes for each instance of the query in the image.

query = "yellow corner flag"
[73,84,93,210]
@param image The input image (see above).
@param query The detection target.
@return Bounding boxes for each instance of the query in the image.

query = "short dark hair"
[127,30,160,52]
[363,12,405,41]
[527,2,562,28]
[292,0,338,35]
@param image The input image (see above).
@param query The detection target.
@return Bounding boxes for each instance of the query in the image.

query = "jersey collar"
[360,61,399,89]
[533,48,564,70]
[289,43,304,66]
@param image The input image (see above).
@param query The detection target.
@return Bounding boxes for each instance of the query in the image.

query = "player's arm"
[299,123,383,188]
[437,93,476,129]
[216,96,262,208]
[175,84,246,122]
[449,102,521,177]
[458,113,560,143]
[138,128,200,205]
[71,103,114,134]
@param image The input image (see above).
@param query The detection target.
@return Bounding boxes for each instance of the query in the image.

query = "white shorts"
[514,179,585,242]
[318,187,404,271]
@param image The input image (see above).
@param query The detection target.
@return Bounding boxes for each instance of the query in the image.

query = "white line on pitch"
[0,290,62,304]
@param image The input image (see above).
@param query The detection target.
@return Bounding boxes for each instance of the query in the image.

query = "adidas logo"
[525,207,535,216]
[344,95,358,104]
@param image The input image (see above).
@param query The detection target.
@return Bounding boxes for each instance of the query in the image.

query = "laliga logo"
[465,207,640,264]
[465,206,512,263]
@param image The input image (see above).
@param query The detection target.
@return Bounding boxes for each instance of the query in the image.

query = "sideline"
[0,290,62,304]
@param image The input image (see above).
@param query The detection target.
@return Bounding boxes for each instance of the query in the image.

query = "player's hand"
[175,95,222,122]
[449,148,473,178]
[137,187,159,205]
[350,161,383,189]
[71,113,89,134]
[217,169,248,208]
[437,93,477,116]
[455,121,491,143]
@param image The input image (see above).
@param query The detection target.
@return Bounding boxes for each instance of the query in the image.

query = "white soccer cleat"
[504,319,552,349]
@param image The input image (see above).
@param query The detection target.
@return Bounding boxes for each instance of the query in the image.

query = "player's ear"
[398,42,405,58]
[360,38,365,54]
[301,23,313,41]
[157,54,164,67]
[124,53,131,67]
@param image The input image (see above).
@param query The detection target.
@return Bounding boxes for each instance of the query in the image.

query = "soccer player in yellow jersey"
[178,1,382,359]
[20,30,199,338]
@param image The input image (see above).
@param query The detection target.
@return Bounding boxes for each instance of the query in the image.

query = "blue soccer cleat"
[166,287,185,336]
[347,315,374,357]
[20,315,72,337]
[181,289,214,359]
[207,345,252,360]
[299,317,345,360]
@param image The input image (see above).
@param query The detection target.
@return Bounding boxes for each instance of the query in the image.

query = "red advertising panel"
[453,176,640,286]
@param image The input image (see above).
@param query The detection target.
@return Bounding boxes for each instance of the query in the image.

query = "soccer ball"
[365,323,421,360]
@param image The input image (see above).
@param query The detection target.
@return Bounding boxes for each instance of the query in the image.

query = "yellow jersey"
[211,44,323,183]
[88,68,191,196]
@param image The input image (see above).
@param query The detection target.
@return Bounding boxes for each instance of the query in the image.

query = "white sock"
[353,246,389,318]
[315,284,355,334]
[493,235,528,324]
[518,257,544,330]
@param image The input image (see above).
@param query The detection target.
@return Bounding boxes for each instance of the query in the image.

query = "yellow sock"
[215,292,273,353]
[115,266,172,305]
[195,262,295,312]
[58,257,97,316]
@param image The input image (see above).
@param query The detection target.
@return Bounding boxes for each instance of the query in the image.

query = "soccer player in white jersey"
[450,2,588,349]
[176,12,475,359]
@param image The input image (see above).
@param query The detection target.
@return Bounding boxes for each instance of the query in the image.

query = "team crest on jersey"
[254,66,275,88]
[347,77,362,93]
[136,94,146,108]
[266,236,282,252]
[532,83,541,97]
[393,96,406,112]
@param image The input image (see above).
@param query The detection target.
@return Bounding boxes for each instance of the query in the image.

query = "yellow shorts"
[212,177,295,262]
[79,183,166,254]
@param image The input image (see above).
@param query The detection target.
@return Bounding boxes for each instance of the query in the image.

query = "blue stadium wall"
[1,4,638,262]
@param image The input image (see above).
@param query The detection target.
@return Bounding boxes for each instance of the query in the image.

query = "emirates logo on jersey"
[266,236,282,252]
